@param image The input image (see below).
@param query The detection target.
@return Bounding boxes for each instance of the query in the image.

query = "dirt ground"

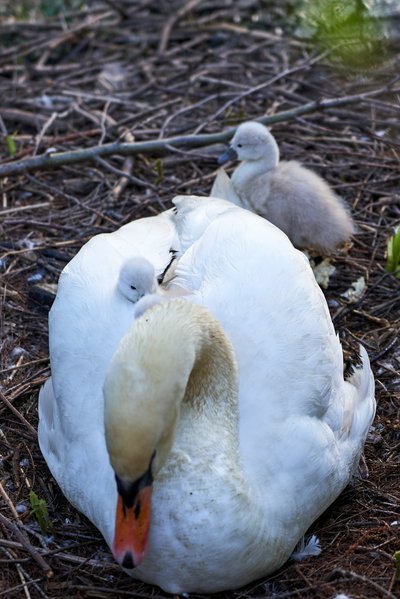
[0,2,399,598]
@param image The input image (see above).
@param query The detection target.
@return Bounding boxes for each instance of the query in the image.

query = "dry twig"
[0,87,397,178]
[0,513,53,579]
[0,390,37,438]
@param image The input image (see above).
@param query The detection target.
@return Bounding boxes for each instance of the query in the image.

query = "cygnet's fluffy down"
[118,256,161,304]
[118,256,191,318]
[214,121,355,254]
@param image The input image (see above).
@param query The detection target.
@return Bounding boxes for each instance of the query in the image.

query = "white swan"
[212,121,355,254]
[38,195,375,594]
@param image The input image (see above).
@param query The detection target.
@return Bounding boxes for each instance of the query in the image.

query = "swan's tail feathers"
[342,345,376,445]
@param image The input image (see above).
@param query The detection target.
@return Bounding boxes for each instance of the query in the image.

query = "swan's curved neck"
[104,300,239,479]
[104,300,281,552]
[140,300,239,417]
[184,317,238,420]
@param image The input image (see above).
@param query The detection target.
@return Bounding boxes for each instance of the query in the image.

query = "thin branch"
[0,86,396,179]
[109,129,137,204]
[0,537,119,572]
[158,0,204,53]
[0,202,50,216]
[3,547,32,599]
[192,56,329,135]
[101,0,131,19]
[326,568,398,599]
[0,513,53,579]
[0,389,37,438]
[95,156,156,190]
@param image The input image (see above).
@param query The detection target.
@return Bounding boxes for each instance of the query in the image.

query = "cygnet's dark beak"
[218,146,238,165]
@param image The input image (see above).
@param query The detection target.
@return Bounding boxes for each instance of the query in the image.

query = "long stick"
[0,86,394,178]
[0,505,53,578]
[0,389,37,438]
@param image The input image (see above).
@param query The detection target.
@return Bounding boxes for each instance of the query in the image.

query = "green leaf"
[40,0,65,17]
[155,159,164,185]
[386,228,400,277]
[298,0,387,69]
[224,107,246,125]
[29,490,53,536]
[395,550,400,580]
[5,135,16,158]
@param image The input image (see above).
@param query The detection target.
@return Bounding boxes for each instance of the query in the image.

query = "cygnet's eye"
[237,143,242,148]
[130,285,137,291]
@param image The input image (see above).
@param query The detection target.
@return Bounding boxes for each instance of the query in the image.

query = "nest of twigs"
[0,1,399,598]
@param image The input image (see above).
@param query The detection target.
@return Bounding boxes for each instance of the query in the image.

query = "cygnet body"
[118,256,190,318]
[215,121,355,254]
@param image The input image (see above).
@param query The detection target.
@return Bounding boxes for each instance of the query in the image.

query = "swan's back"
[172,198,338,414]
[170,198,374,493]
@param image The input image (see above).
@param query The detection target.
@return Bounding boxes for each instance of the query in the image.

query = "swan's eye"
[237,143,242,148]
[130,285,136,291]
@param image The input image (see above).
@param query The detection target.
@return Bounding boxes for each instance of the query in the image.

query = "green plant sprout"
[395,550,400,581]
[5,135,16,158]
[29,490,53,536]
[385,227,400,277]
[155,158,164,185]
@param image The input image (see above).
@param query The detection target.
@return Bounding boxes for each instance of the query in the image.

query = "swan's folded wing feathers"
[338,346,375,440]
[67,215,178,283]
[45,213,180,477]
[50,214,179,388]
[172,206,342,418]
[170,205,373,503]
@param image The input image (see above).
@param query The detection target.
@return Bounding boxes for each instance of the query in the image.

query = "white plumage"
[38,195,375,593]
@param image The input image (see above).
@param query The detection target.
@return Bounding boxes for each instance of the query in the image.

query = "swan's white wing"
[39,212,177,534]
[210,168,242,206]
[51,213,178,380]
[170,201,375,510]
[171,203,339,419]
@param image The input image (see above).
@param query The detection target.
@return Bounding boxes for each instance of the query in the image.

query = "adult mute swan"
[212,121,355,254]
[38,195,375,594]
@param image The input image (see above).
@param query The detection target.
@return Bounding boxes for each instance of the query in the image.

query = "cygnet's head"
[218,121,280,166]
[118,257,158,303]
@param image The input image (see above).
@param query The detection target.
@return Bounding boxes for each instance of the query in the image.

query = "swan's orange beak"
[112,484,152,569]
